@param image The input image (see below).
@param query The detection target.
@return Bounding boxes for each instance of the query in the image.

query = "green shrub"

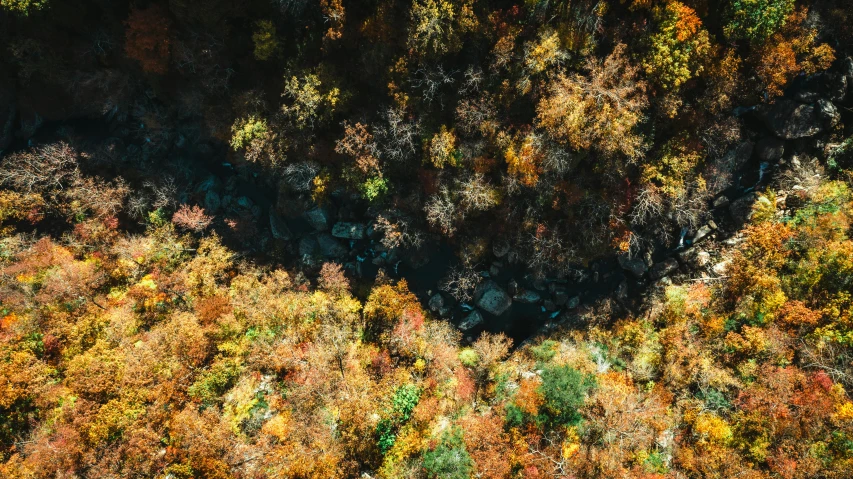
[724,0,795,44]
[538,364,595,427]
[422,429,473,479]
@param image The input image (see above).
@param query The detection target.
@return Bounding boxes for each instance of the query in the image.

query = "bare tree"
[0,142,79,191]
[424,185,459,236]
[439,265,481,302]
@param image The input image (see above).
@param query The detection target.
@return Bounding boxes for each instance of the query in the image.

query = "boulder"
[697,251,711,267]
[553,288,569,306]
[298,236,319,256]
[816,99,840,127]
[755,136,785,162]
[204,190,222,213]
[692,224,714,244]
[269,212,293,240]
[459,310,484,331]
[474,280,512,316]
[331,222,366,239]
[713,261,730,275]
[0,81,15,151]
[825,72,847,102]
[762,100,823,139]
[428,293,444,313]
[304,207,332,231]
[618,254,648,278]
[514,290,542,304]
[566,296,580,309]
[729,193,756,225]
[650,258,679,280]
[492,238,510,257]
[615,280,628,301]
[317,234,347,258]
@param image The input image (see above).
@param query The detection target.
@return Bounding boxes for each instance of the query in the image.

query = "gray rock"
[298,236,319,256]
[762,100,823,139]
[269,212,293,240]
[615,280,628,301]
[492,238,510,258]
[713,195,730,209]
[0,81,15,151]
[618,254,648,278]
[721,141,755,173]
[543,300,558,311]
[650,258,679,280]
[692,224,714,244]
[553,288,569,306]
[331,222,366,239]
[428,293,444,313]
[697,251,711,267]
[474,280,512,316]
[729,193,757,225]
[514,290,542,304]
[756,137,785,162]
[825,72,847,102]
[816,99,840,127]
[236,196,254,209]
[204,190,222,213]
[196,175,221,193]
[713,261,730,275]
[317,234,347,258]
[566,296,580,309]
[459,310,484,331]
[304,207,332,231]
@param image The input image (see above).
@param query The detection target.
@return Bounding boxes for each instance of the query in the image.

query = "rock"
[720,141,755,173]
[0,81,15,151]
[331,222,366,240]
[755,136,785,162]
[507,280,519,296]
[492,238,510,258]
[816,99,840,127]
[459,310,484,331]
[650,258,679,280]
[678,248,710,269]
[615,280,628,301]
[514,290,542,304]
[474,280,512,316]
[729,193,756,225]
[762,100,823,139]
[713,261,730,275]
[428,293,445,313]
[543,300,558,311]
[553,288,569,306]
[304,207,332,231]
[697,251,711,267]
[405,250,430,269]
[298,236,318,257]
[618,254,648,278]
[196,175,221,193]
[204,190,222,213]
[714,195,730,208]
[371,256,386,266]
[825,72,847,102]
[566,296,580,309]
[269,212,293,240]
[692,224,714,244]
[236,196,254,209]
[317,234,347,258]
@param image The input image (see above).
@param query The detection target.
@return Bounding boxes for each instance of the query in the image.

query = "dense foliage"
[1,0,853,477]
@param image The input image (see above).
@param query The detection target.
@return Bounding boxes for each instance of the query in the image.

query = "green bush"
[724,0,795,44]
[422,429,473,479]
[538,364,595,427]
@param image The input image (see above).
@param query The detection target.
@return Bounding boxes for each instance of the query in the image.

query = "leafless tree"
[375,107,421,164]
[0,142,79,191]
[439,265,481,302]
[424,185,459,236]
[282,161,320,192]
[374,213,425,250]
[410,64,456,106]
[457,173,499,213]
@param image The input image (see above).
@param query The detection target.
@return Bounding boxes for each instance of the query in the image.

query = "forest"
[1,0,853,477]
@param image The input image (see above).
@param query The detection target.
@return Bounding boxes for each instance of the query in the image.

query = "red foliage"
[125,5,172,74]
